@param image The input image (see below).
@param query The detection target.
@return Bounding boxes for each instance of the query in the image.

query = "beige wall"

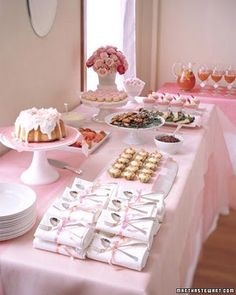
[137,0,236,93]
[0,0,81,155]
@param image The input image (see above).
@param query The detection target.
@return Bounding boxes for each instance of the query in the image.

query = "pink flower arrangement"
[86,45,128,77]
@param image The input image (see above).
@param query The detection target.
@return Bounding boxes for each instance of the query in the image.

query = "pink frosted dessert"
[169,98,184,112]
[163,93,173,102]
[184,98,199,114]
[144,91,159,103]
[176,94,186,103]
[191,96,200,106]
[156,96,169,111]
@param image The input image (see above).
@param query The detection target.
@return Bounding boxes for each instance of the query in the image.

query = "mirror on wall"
[27,0,58,37]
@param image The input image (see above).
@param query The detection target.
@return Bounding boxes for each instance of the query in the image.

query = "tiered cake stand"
[0,126,80,185]
[81,98,128,123]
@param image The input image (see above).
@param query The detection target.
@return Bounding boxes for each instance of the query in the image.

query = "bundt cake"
[14,107,66,142]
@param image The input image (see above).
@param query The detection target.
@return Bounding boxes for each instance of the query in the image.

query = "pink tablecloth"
[0,104,235,295]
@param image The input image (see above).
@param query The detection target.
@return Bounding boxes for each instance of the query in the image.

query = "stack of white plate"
[0,183,37,241]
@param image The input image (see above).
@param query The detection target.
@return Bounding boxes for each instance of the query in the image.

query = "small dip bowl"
[154,133,183,154]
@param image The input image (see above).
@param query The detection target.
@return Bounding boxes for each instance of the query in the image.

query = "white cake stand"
[0,126,80,185]
[105,111,165,145]
[81,97,128,123]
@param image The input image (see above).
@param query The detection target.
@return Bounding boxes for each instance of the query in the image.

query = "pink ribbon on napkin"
[117,209,140,236]
[56,244,77,260]
[106,236,128,265]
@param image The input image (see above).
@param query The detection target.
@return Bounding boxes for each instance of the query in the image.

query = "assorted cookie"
[107,148,162,183]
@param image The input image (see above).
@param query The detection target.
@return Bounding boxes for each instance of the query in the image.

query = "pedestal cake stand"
[0,126,80,185]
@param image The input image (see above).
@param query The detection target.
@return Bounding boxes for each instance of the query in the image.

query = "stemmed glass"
[197,65,212,92]
[224,66,236,96]
[211,65,224,92]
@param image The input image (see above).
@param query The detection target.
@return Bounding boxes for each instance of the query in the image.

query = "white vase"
[97,72,117,90]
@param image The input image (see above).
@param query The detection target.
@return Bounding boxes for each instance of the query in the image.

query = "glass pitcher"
[172,62,196,91]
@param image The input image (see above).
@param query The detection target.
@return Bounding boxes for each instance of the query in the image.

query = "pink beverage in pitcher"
[173,62,196,91]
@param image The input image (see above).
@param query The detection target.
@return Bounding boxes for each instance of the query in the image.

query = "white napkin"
[51,187,105,222]
[116,188,166,223]
[106,197,162,235]
[33,237,86,259]
[95,210,155,243]
[87,232,150,271]
[71,178,118,208]
[34,213,95,250]
[71,178,118,197]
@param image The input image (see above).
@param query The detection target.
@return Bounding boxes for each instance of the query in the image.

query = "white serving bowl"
[123,78,145,97]
[154,133,183,154]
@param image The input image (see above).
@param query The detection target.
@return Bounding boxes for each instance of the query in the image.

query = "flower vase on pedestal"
[97,72,117,90]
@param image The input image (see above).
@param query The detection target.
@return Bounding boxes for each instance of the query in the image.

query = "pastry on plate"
[108,167,122,178]
[121,171,136,181]
[137,173,151,183]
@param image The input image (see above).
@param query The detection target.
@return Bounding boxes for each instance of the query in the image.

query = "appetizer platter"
[105,110,165,145]
[138,108,202,128]
[161,111,201,127]
[62,127,110,154]
[105,109,165,129]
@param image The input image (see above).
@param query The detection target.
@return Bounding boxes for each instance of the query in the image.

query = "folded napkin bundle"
[71,178,118,208]
[116,187,166,222]
[106,196,161,235]
[95,209,156,243]
[33,237,87,259]
[53,187,104,223]
[34,213,95,249]
[87,232,150,271]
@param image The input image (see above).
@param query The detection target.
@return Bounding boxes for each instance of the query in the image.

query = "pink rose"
[96,47,105,54]
[94,59,104,68]
[86,56,94,67]
[105,58,114,67]
[106,47,117,55]
[100,52,109,59]
[110,54,118,62]
[117,64,126,75]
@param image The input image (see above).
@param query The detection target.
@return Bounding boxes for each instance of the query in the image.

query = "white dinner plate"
[0,183,36,218]
[0,210,36,231]
[0,216,36,241]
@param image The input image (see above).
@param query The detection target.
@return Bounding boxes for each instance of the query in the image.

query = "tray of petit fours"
[102,147,178,198]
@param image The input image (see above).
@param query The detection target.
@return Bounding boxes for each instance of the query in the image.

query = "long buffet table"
[0,103,235,295]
